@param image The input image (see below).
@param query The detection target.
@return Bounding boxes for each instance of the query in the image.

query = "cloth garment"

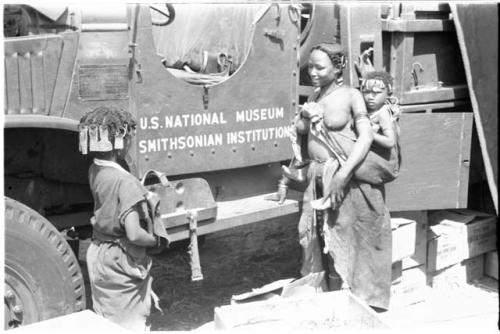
[87,159,160,330]
[87,240,153,331]
[298,159,392,310]
[297,92,392,310]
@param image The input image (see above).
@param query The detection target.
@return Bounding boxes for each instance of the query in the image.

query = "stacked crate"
[390,211,429,309]
[426,210,497,289]
[381,3,490,307]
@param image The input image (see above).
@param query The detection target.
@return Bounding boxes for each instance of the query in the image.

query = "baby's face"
[362,79,388,112]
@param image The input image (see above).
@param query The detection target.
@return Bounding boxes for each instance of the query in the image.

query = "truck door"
[132,4,299,176]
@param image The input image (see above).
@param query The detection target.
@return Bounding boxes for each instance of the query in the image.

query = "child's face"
[117,135,132,158]
[362,79,388,112]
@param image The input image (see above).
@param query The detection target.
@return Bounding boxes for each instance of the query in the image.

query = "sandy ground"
[81,213,303,331]
[78,211,499,331]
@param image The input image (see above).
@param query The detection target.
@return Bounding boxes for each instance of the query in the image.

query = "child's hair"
[362,71,394,94]
[310,43,347,70]
[78,106,137,154]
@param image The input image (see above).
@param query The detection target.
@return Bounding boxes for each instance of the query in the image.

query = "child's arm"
[124,209,157,247]
[372,108,396,149]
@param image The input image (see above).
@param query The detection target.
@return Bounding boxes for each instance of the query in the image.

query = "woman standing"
[79,106,161,330]
[295,43,392,310]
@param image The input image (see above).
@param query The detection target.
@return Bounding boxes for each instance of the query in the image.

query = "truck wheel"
[4,198,86,329]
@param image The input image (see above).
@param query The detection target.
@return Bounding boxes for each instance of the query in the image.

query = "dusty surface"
[81,213,302,331]
[78,213,499,331]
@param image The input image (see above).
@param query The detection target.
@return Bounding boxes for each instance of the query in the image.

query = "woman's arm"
[124,210,157,247]
[372,108,396,148]
[323,89,372,206]
[295,117,310,135]
[337,89,373,178]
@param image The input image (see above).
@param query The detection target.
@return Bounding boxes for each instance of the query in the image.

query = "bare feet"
[264,183,288,205]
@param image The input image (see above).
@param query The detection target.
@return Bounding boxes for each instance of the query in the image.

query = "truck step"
[166,190,302,242]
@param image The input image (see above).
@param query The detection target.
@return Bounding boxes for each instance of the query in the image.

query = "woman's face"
[308,49,338,88]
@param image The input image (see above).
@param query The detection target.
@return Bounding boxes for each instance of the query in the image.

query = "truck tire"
[4,197,86,329]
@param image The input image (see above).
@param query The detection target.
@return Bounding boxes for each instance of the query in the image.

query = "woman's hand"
[301,102,323,120]
[326,170,350,209]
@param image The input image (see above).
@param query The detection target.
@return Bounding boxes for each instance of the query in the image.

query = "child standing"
[79,106,161,331]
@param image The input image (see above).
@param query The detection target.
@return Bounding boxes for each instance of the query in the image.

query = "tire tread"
[5,197,86,314]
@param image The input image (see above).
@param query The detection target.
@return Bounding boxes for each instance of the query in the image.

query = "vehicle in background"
[3,2,496,328]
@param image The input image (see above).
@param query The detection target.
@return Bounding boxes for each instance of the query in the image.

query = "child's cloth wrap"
[86,159,162,331]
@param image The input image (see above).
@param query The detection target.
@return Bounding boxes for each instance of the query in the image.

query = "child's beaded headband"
[78,107,136,155]
[360,78,392,95]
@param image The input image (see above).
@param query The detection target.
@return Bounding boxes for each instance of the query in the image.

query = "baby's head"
[78,106,137,158]
[361,71,393,112]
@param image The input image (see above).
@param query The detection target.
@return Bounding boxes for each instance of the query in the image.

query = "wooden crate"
[214,290,389,330]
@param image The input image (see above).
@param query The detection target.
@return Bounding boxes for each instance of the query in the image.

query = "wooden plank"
[409,3,450,13]
[458,112,473,206]
[399,85,469,105]
[400,100,470,113]
[386,113,473,211]
[214,291,389,330]
[382,19,454,32]
[340,4,383,87]
[389,32,414,98]
[165,191,301,242]
[451,4,498,213]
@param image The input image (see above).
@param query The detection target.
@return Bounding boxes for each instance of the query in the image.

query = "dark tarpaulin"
[451,4,498,213]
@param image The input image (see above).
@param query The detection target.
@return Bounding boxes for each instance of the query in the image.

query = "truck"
[3,2,497,329]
